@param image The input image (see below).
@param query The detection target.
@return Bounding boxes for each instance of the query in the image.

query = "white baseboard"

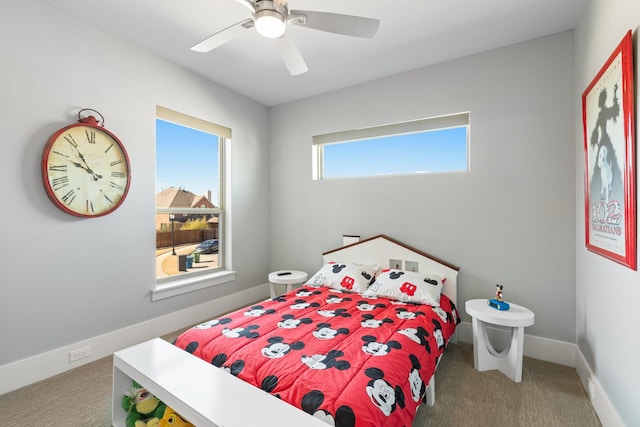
[457,321,623,426]
[574,347,625,427]
[456,321,577,366]
[0,284,269,395]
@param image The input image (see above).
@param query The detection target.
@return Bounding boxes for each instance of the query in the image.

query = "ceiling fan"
[191,0,380,75]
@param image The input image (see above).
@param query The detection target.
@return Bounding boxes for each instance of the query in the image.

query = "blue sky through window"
[323,127,468,178]
[155,119,220,205]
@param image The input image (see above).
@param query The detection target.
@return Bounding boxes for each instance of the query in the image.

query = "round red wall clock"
[41,109,131,217]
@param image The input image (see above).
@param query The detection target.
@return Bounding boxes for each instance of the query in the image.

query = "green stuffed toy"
[122,380,166,427]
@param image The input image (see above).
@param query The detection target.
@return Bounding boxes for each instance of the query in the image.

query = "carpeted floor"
[414,342,601,426]
[0,334,601,427]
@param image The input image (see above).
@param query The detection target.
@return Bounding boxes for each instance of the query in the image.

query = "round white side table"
[465,299,535,382]
[268,270,308,298]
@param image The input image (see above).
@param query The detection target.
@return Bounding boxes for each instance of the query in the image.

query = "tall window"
[313,112,469,179]
[155,106,228,283]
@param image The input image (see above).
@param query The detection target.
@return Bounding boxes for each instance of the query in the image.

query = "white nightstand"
[465,299,535,382]
[268,270,308,298]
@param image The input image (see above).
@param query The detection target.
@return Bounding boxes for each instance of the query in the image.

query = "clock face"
[42,123,131,217]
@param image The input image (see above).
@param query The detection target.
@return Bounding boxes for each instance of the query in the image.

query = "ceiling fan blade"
[233,0,256,13]
[191,18,254,52]
[289,10,379,39]
[274,0,288,7]
[275,36,308,75]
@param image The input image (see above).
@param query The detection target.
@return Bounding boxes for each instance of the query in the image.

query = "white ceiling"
[41,0,585,106]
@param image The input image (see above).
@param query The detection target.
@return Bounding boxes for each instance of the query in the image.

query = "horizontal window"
[313,112,469,179]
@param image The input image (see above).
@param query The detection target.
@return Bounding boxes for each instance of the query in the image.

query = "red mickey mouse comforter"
[173,285,459,427]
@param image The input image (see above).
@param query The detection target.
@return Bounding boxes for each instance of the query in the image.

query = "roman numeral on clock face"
[52,176,69,190]
[49,164,67,172]
[85,129,96,144]
[64,134,78,148]
[62,189,76,205]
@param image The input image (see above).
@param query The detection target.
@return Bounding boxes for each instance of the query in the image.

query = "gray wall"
[0,0,270,365]
[575,0,640,424]
[269,32,576,343]
[4,0,637,423]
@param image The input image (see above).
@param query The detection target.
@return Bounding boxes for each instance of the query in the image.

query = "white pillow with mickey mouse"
[305,262,378,293]
[364,269,445,306]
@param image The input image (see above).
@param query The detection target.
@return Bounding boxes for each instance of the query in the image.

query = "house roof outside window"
[156,186,217,209]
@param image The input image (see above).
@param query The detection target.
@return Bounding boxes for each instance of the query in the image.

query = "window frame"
[152,106,235,301]
[312,112,470,179]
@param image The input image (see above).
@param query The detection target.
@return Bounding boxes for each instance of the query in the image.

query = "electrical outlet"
[69,345,91,362]
[389,259,402,270]
[405,261,419,272]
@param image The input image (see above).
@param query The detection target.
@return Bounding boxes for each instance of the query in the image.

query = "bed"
[112,234,460,427]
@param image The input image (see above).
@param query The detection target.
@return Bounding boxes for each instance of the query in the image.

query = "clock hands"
[75,151,103,181]
[68,159,103,181]
[63,134,103,181]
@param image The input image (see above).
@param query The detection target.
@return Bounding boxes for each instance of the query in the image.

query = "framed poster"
[582,30,636,270]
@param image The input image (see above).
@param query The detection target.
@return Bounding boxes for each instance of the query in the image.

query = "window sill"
[152,270,236,301]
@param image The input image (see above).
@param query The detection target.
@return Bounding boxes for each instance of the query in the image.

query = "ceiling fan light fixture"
[255,10,286,38]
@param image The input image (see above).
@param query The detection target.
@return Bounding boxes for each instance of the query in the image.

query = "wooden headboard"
[322,234,460,306]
